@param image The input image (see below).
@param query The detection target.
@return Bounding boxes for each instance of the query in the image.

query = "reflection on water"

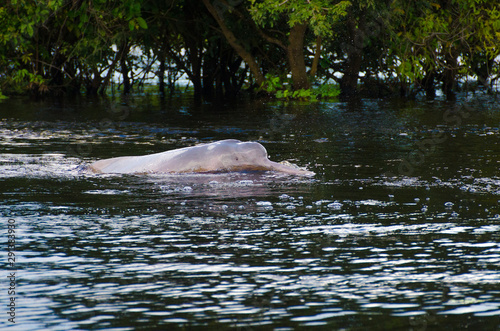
[0,95,500,330]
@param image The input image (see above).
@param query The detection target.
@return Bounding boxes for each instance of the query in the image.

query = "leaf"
[21,53,32,64]
[136,17,148,29]
[26,24,34,37]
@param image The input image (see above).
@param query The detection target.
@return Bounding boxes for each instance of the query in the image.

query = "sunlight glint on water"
[0,96,499,329]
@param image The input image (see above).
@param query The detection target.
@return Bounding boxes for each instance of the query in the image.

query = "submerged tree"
[320,0,392,96]
[0,0,149,95]
[390,0,500,99]
[0,0,498,99]
[248,0,351,90]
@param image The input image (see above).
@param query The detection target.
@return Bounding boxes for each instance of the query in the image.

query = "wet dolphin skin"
[89,139,314,176]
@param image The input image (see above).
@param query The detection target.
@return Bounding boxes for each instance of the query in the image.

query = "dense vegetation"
[0,0,499,100]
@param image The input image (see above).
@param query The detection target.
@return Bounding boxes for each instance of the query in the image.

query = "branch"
[310,36,322,78]
[202,0,265,86]
[217,0,287,50]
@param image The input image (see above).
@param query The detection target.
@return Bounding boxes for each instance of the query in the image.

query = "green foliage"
[276,88,317,101]
[261,75,339,101]
[315,84,341,99]
[250,0,351,37]
[262,74,283,93]
[0,0,498,99]
[0,0,150,94]
[390,0,500,88]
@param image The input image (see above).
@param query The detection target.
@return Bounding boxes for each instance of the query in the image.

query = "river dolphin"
[89,139,314,176]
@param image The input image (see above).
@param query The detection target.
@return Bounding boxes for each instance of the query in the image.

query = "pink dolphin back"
[89,139,314,176]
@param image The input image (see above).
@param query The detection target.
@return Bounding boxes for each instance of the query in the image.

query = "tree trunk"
[340,50,362,97]
[99,50,121,95]
[287,23,309,90]
[310,36,322,78]
[183,1,203,100]
[158,56,166,96]
[421,70,436,99]
[86,66,102,95]
[49,51,66,92]
[187,47,202,100]
[202,52,216,101]
[119,42,131,94]
[443,53,457,100]
[340,16,364,97]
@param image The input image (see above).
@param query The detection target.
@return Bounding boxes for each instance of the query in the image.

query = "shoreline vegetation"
[0,0,499,102]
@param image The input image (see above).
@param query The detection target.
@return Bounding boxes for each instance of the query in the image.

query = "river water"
[1,94,499,330]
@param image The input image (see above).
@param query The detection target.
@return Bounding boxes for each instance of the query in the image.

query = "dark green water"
[1,94,499,330]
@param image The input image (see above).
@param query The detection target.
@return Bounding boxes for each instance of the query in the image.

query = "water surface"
[1,95,499,330]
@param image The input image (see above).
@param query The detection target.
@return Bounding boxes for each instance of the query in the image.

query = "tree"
[1,0,499,99]
[203,0,350,90]
[249,0,351,90]
[203,0,266,88]
[0,0,149,95]
[319,0,392,97]
[390,0,500,99]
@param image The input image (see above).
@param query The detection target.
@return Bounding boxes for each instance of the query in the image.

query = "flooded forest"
[0,0,499,100]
